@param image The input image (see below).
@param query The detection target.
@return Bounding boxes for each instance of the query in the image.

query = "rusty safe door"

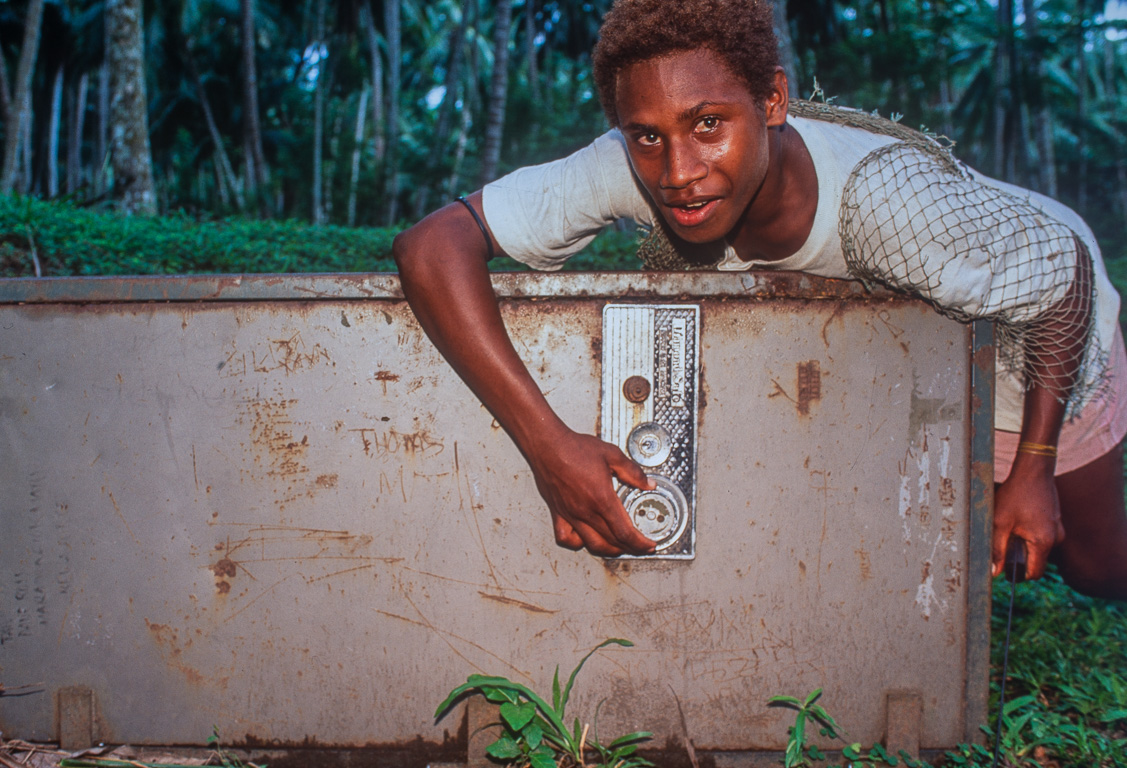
[0,272,991,757]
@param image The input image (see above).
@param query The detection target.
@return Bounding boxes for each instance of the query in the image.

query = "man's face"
[614,49,786,244]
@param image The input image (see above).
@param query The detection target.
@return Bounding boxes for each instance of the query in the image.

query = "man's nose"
[660,139,707,189]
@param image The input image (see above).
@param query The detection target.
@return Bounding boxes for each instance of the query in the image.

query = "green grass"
[0,195,641,278]
[979,571,1127,768]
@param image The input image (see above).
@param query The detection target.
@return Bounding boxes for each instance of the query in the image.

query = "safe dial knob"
[626,421,672,468]
[618,475,689,549]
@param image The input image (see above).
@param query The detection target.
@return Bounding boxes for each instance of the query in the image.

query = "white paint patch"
[915,573,937,619]
[898,466,912,544]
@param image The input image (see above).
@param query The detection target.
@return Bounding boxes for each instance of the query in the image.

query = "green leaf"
[530,752,557,768]
[843,743,862,759]
[803,688,824,707]
[559,639,633,717]
[552,666,562,713]
[767,695,802,708]
[485,736,522,760]
[1002,694,1037,715]
[501,701,537,731]
[608,731,653,748]
[525,722,544,750]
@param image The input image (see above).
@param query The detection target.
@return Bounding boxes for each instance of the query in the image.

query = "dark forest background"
[0,0,1125,275]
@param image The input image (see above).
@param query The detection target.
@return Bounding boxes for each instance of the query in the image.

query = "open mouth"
[667,198,720,228]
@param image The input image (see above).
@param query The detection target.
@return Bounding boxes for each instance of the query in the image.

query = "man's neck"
[728,123,819,263]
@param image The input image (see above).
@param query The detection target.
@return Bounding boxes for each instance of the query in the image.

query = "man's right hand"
[525,429,658,557]
[395,193,656,559]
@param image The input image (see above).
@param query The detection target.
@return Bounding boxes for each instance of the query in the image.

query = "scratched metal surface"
[0,274,985,753]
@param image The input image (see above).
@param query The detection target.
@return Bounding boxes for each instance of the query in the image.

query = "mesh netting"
[634,100,1102,414]
[840,139,1100,414]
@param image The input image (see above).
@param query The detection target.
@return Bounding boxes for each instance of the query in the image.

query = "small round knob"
[627,422,672,467]
[623,375,651,403]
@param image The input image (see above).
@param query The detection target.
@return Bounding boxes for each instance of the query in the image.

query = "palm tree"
[106,0,156,214]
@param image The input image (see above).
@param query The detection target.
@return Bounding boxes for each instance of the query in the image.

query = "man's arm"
[992,238,1093,579]
[392,191,657,557]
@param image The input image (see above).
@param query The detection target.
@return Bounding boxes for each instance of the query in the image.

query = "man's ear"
[764,67,789,128]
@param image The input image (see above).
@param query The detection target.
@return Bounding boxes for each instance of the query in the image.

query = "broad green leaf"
[525,722,545,750]
[530,752,557,768]
[501,701,537,731]
[843,742,862,759]
[486,736,522,760]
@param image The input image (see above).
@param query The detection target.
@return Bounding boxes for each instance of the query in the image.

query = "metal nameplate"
[601,304,699,559]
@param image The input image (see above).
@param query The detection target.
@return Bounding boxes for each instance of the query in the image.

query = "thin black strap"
[456,196,496,262]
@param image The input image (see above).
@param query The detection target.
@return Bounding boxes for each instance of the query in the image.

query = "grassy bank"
[0,196,641,277]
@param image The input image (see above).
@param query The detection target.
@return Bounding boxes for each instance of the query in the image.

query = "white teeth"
[684,202,706,209]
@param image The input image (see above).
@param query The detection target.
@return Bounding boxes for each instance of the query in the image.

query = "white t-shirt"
[482,115,1121,433]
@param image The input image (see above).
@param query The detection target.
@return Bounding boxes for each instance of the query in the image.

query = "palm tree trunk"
[106,0,157,215]
[446,89,473,197]
[47,64,63,197]
[348,87,369,227]
[359,1,385,164]
[0,33,12,145]
[381,0,401,225]
[96,63,109,196]
[241,0,270,212]
[993,0,1013,179]
[1075,0,1088,213]
[312,0,327,224]
[1022,0,1056,196]
[67,71,88,194]
[412,0,472,219]
[1,0,44,194]
[524,0,540,106]
[771,0,799,96]
[479,0,513,186]
[186,45,244,209]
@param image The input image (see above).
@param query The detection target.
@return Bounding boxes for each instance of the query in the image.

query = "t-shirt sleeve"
[839,140,1078,324]
[482,130,657,271]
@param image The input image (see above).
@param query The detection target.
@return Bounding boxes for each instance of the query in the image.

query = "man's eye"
[696,116,720,132]
[637,133,660,146]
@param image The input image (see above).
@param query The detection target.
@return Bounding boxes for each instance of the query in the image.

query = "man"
[394,0,1127,599]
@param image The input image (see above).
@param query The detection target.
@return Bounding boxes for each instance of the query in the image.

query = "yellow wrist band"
[1017,441,1058,458]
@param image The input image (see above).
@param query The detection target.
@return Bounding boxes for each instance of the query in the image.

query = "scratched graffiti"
[218,332,334,378]
[348,425,445,461]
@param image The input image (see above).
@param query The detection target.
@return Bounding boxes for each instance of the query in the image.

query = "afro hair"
[592,0,780,126]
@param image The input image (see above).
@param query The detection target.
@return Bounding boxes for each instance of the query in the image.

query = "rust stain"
[216,580,231,595]
[477,592,558,614]
[244,397,309,480]
[145,620,206,686]
[972,343,995,371]
[213,558,237,579]
[796,360,821,415]
[314,474,339,489]
[939,477,956,506]
[972,460,994,491]
[856,546,872,581]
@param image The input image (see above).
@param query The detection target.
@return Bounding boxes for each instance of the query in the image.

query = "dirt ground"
[0,739,256,768]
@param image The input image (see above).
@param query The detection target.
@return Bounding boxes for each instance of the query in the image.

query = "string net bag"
[840,138,1100,414]
[636,100,1102,413]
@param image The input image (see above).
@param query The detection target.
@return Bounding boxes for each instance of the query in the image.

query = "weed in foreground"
[435,638,653,768]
